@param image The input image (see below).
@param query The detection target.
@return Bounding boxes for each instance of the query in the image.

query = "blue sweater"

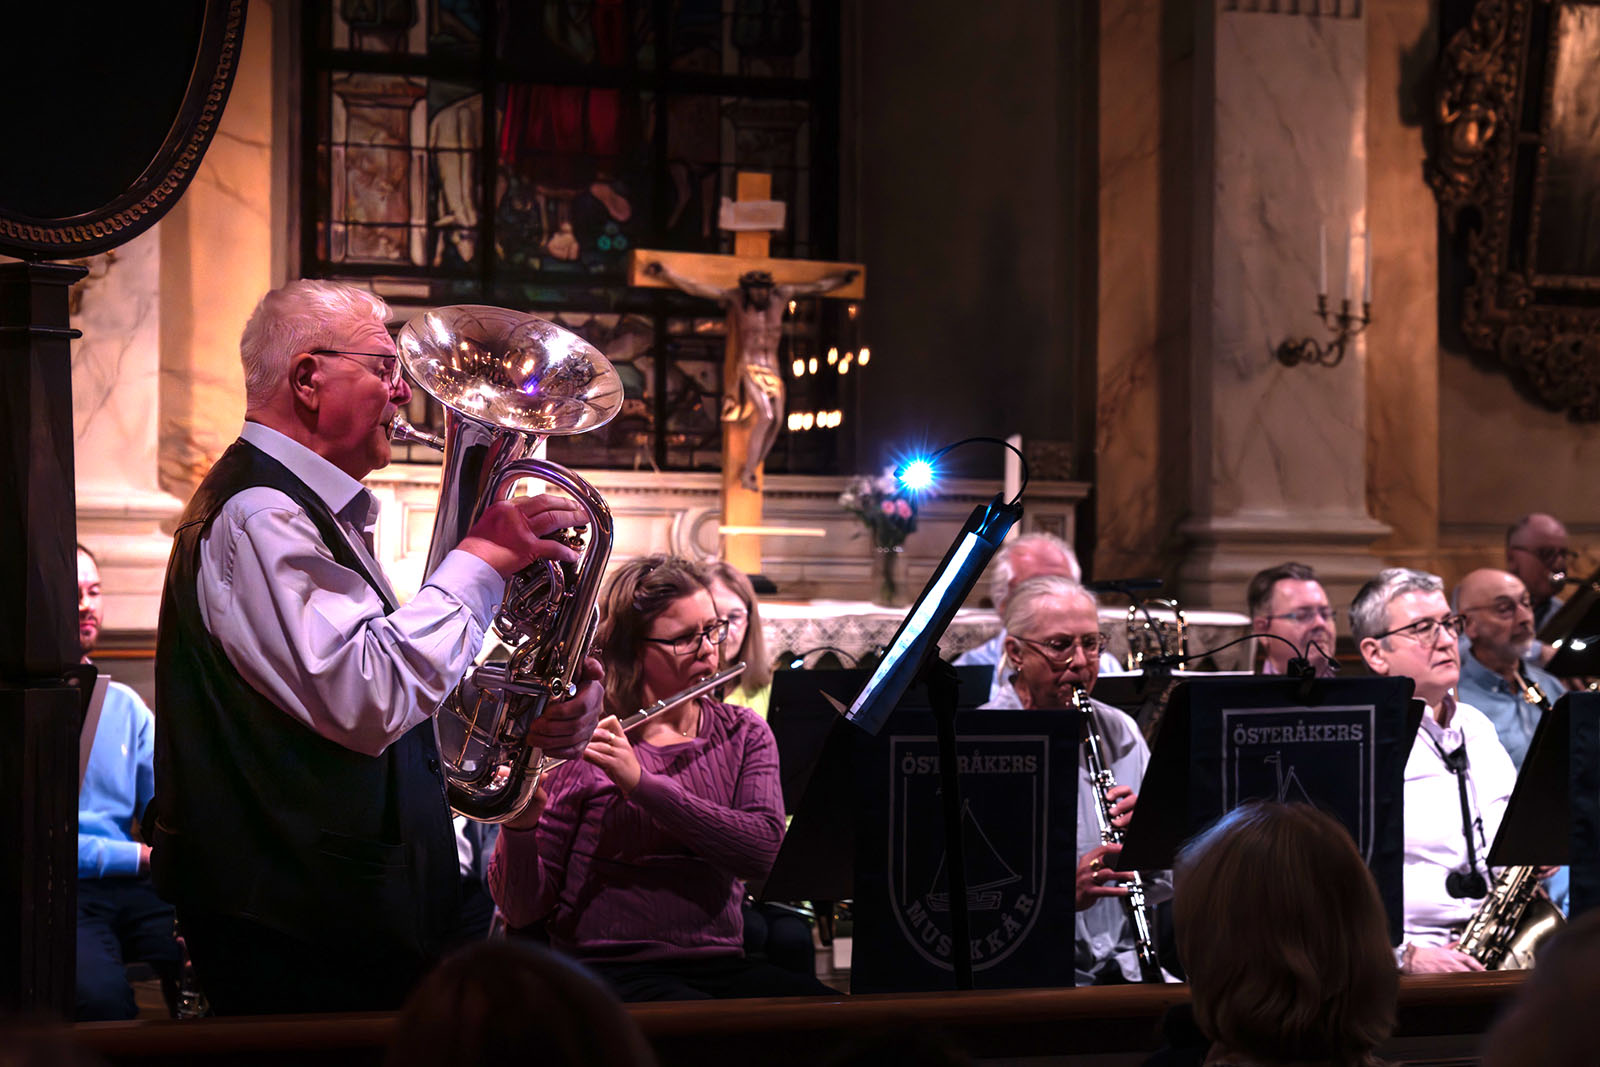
[79,681,155,879]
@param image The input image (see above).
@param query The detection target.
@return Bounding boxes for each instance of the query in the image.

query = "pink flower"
[880,500,896,515]
[895,499,912,519]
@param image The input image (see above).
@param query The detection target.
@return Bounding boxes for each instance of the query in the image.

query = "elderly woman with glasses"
[488,555,832,1001]
[1351,567,1520,975]
[982,575,1171,984]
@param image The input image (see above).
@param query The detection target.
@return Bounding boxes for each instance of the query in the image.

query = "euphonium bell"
[396,306,623,822]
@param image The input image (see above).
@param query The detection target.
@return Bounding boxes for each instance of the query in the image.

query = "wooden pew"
[72,974,1524,1067]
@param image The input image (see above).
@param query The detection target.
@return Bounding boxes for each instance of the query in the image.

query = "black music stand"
[1118,675,1421,943]
[767,666,990,814]
[1488,691,1600,918]
[1538,578,1600,676]
[841,494,1022,989]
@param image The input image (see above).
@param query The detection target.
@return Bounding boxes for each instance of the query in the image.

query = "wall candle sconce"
[1277,226,1372,368]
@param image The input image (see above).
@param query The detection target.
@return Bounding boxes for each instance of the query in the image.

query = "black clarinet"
[1072,684,1163,983]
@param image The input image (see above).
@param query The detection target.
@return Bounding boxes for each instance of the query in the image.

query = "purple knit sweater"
[488,697,785,962]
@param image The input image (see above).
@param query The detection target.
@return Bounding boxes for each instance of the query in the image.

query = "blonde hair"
[239,280,390,408]
[1175,802,1396,1064]
[704,560,773,694]
[594,555,713,717]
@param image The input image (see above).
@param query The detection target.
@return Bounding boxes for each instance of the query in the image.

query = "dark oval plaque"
[0,1,247,260]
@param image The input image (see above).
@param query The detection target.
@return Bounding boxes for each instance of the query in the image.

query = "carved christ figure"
[645,260,859,491]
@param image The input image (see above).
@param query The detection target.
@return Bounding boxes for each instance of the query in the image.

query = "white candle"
[1004,433,1022,519]
[1318,224,1327,297]
[1343,228,1353,303]
[1363,231,1373,305]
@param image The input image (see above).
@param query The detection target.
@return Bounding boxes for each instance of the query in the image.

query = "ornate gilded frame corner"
[1427,0,1600,419]
[0,0,247,260]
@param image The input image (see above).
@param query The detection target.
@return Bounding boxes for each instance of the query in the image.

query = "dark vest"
[149,439,458,956]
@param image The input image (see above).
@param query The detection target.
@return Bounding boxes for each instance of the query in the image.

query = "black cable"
[896,435,1031,508]
[1154,631,1308,672]
[786,645,860,669]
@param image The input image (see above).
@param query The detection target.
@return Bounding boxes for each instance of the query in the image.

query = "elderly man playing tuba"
[149,281,605,1015]
[982,575,1168,984]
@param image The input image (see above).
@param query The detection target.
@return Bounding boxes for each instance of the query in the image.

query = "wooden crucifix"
[629,171,865,576]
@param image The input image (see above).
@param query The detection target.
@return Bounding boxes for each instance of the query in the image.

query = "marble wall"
[1095,0,1194,585]
[1185,3,1391,610]
[1365,0,1442,576]
[157,0,275,506]
[71,226,185,632]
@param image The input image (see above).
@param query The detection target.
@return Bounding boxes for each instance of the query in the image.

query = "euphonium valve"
[396,305,624,822]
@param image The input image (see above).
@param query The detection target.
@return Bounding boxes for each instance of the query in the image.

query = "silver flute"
[1071,683,1163,983]
[533,662,747,777]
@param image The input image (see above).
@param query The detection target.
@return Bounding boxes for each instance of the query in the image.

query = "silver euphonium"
[394,306,623,823]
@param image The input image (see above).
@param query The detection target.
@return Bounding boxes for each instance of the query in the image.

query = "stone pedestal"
[1181,1,1390,610]
[72,227,186,632]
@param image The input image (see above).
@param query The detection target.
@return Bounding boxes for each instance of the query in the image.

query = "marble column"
[72,226,186,633]
[1180,0,1390,611]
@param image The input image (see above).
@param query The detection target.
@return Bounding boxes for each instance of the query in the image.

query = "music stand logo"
[887,735,1049,971]
[1220,705,1377,858]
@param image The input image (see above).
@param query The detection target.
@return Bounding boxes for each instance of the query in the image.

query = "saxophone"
[1455,865,1565,969]
[1454,667,1565,969]
[1072,684,1163,982]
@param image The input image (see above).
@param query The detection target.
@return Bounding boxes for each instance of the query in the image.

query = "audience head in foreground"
[1175,801,1397,1067]
[1481,908,1600,1067]
[385,940,656,1067]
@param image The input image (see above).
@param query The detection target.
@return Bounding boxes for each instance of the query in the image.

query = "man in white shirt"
[150,280,603,1014]
[957,532,1123,704]
[1351,568,1518,974]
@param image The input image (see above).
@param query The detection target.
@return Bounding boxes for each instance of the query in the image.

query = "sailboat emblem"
[887,734,1050,972]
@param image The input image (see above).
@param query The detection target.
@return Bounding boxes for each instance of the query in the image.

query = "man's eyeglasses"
[1014,632,1109,665]
[312,349,403,387]
[1264,606,1338,626]
[643,618,730,654]
[1509,544,1577,569]
[1371,614,1467,645]
[1458,594,1533,620]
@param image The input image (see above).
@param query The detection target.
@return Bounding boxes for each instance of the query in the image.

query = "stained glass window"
[302,0,844,473]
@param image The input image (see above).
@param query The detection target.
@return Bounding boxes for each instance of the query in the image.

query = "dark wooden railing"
[70,973,1523,1067]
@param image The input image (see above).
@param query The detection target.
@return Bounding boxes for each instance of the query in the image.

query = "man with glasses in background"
[151,280,605,1014]
[982,575,1168,984]
[1246,562,1339,678]
[1351,568,1518,974]
[1506,513,1574,632]
[1453,569,1567,771]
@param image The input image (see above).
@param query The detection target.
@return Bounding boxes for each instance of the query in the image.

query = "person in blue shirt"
[76,544,183,1020]
[1453,567,1569,914]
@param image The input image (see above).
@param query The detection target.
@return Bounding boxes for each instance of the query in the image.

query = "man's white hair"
[990,532,1083,612]
[1349,567,1444,642]
[239,280,391,409]
[1001,575,1098,638]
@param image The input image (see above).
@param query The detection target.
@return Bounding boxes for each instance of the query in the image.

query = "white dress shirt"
[195,422,504,757]
[1401,698,1518,947]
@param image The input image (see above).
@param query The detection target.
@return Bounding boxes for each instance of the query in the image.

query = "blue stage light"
[897,458,936,492]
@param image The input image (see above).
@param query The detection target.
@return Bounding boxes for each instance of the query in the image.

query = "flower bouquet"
[839,469,919,604]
